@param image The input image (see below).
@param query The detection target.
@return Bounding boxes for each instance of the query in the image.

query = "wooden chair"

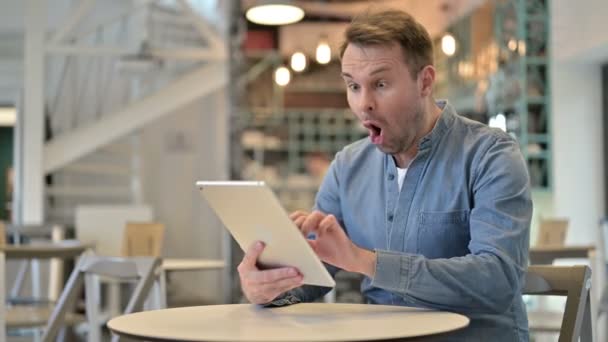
[0,220,6,246]
[537,218,569,247]
[119,222,165,310]
[524,265,593,342]
[121,222,165,257]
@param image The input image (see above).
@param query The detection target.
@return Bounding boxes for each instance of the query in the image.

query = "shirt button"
[388,174,395,181]
[388,214,394,222]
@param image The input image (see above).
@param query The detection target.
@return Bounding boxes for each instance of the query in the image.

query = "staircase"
[41,0,228,225]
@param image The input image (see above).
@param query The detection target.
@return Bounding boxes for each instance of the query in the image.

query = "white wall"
[551,0,607,244]
[140,88,230,304]
[551,62,604,244]
[553,0,608,64]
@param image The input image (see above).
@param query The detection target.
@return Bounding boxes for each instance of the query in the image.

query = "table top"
[108,303,470,342]
[161,259,225,271]
[0,240,91,259]
[529,245,595,253]
[5,223,64,237]
[529,244,595,264]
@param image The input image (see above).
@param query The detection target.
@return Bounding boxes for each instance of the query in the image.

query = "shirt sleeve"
[371,135,532,314]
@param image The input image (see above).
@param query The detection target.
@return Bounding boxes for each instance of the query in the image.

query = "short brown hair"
[339,9,434,78]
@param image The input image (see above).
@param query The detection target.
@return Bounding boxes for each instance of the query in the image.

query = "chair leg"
[581,293,593,342]
[42,257,86,342]
[31,259,41,299]
[10,260,29,298]
[108,280,122,318]
[158,269,168,309]
[33,328,42,342]
[0,252,5,341]
[85,274,102,342]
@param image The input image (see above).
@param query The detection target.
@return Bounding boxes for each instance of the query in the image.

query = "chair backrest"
[121,222,165,257]
[537,218,569,247]
[0,220,5,247]
[524,265,592,342]
[75,205,153,256]
[41,255,161,342]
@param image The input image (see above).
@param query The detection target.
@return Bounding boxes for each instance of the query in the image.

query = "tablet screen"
[197,181,335,287]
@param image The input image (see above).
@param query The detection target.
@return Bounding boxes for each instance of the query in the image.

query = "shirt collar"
[418,99,456,150]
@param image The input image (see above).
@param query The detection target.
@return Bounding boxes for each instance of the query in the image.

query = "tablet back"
[197,181,335,287]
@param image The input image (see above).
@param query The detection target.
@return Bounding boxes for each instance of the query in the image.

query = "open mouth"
[363,121,383,144]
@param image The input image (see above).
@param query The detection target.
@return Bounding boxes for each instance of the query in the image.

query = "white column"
[21,0,46,224]
[551,61,604,245]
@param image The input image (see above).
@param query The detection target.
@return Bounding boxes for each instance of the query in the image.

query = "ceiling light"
[316,38,331,64]
[246,1,304,26]
[518,40,526,56]
[489,113,507,132]
[274,66,291,86]
[441,33,456,56]
[0,107,16,127]
[290,51,307,72]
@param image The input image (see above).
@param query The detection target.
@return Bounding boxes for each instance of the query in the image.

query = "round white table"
[108,303,469,342]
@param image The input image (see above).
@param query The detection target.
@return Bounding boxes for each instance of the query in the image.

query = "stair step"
[95,143,134,157]
[45,186,132,199]
[61,162,131,176]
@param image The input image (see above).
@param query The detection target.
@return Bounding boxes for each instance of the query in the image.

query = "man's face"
[341,43,427,157]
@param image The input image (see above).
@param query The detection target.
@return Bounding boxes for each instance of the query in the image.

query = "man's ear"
[418,65,435,97]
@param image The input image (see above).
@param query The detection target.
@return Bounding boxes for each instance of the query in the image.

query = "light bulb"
[316,40,331,64]
[0,107,16,126]
[518,40,526,56]
[290,51,307,72]
[274,66,291,86]
[441,33,456,56]
[489,113,507,132]
[246,4,304,26]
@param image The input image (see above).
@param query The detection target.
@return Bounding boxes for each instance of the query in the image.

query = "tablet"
[196,181,335,288]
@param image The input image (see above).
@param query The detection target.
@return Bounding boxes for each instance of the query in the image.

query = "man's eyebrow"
[341,72,353,78]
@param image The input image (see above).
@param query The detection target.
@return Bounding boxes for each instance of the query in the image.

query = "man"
[238,9,532,341]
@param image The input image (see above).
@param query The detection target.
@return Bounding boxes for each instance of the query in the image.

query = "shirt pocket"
[417,210,470,259]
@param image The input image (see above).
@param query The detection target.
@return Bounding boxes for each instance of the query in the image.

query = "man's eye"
[377,81,387,88]
[348,83,359,91]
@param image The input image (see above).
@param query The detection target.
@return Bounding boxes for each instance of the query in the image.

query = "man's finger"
[239,241,264,269]
[267,275,304,294]
[289,210,309,221]
[301,211,326,236]
[318,214,338,236]
[248,267,300,284]
[293,215,307,229]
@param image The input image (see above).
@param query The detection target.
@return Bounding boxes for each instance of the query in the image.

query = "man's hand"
[237,241,303,304]
[289,210,376,278]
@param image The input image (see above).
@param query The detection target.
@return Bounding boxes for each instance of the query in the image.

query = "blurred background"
[0,0,607,340]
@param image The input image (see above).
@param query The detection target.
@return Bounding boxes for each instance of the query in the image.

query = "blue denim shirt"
[274,101,532,341]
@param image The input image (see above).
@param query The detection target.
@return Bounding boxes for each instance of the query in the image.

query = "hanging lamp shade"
[246,1,305,26]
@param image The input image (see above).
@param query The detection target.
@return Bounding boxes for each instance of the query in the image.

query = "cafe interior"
[1,0,607,341]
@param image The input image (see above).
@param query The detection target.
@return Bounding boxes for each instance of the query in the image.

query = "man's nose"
[359,89,375,113]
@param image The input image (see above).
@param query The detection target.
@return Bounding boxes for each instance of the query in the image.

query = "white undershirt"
[397,167,408,192]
